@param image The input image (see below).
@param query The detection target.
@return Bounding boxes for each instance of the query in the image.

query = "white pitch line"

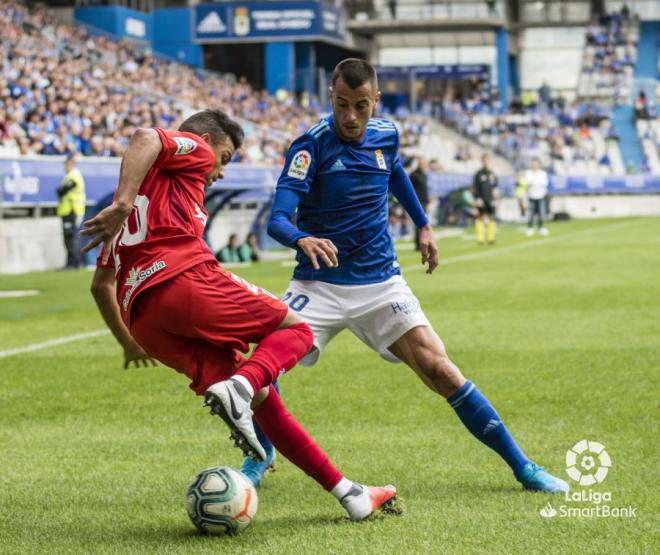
[0,290,40,298]
[401,220,642,272]
[0,329,110,359]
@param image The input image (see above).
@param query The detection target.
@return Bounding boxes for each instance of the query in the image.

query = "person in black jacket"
[409,156,430,251]
[472,153,498,244]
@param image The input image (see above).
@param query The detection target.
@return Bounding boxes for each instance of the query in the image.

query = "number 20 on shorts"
[282,292,309,312]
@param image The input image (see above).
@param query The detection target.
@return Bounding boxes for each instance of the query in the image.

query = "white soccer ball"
[186,466,258,535]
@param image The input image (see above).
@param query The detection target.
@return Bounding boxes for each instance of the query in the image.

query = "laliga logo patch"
[287,150,311,180]
[174,137,197,156]
[566,439,611,486]
[375,149,387,170]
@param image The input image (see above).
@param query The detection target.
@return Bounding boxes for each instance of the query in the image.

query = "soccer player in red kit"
[81,109,396,520]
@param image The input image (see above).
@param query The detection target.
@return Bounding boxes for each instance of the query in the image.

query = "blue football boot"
[516,462,569,493]
[240,446,276,488]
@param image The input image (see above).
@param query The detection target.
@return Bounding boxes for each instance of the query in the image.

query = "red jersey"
[99,128,217,325]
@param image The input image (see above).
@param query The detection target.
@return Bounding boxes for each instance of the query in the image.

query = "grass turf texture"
[0,218,658,554]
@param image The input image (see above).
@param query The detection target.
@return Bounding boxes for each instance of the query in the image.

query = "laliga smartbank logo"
[565,439,611,485]
[539,440,637,519]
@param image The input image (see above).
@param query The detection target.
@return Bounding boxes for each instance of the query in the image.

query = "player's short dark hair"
[179,109,244,150]
[331,58,377,90]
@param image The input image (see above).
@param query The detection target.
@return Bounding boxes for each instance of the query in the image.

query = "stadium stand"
[0,1,322,164]
[577,10,638,102]
[437,5,660,177]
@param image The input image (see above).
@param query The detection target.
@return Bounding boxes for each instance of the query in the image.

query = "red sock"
[235,322,313,392]
[253,385,343,491]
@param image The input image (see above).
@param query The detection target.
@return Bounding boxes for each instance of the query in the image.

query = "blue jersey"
[269,115,427,285]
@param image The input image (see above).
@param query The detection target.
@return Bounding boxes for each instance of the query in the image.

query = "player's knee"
[287,321,314,353]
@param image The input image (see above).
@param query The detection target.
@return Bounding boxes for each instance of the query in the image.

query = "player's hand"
[80,201,132,262]
[123,345,157,370]
[296,236,338,270]
[418,224,439,274]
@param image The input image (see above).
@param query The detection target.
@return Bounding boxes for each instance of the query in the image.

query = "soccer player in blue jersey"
[259,58,569,494]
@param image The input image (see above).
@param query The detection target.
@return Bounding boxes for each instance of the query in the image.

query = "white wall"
[608,1,660,20]
[0,218,67,274]
[519,27,585,91]
[498,195,660,222]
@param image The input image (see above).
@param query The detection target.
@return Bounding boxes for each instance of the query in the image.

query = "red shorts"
[130,261,288,395]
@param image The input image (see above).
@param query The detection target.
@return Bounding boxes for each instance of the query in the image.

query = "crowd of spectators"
[636,88,660,174]
[2,1,654,177]
[438,6,657,176]
[215,232,260,264]
[441,90,624,176]
[0,1,321,164]
[579,8,638,102]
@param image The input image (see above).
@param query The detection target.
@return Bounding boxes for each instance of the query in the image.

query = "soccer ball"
[186,466,258,535]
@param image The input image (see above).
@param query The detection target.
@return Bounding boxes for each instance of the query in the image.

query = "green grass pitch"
[1,218,658,554]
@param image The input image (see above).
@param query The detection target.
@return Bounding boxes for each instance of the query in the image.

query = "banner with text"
[193,2,346,44]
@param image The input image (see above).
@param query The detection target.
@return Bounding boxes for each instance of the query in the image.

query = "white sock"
[230,374,254,398]
[330,477,353,500]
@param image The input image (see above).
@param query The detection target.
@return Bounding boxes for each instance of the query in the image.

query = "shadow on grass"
[118,513,359,545]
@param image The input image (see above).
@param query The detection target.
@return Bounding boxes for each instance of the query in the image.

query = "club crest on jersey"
[375,149,387,170]
[174,137,197,155]
[288,150,311,180]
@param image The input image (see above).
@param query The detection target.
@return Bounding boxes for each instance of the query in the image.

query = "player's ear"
[199,132,212,145]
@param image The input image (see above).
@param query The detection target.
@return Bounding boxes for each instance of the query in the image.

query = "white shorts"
[282,275,430,366]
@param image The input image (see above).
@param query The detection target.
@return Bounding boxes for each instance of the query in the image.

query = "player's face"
[330,77,380,142]
[202,134,235,189]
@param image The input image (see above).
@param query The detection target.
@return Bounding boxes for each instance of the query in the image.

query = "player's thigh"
[281,280,345,366]
[131,300,239,395]
[141,262,289,353]
[347,277,430,363]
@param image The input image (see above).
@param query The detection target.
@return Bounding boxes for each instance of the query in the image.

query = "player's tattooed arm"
[81,128,162,258]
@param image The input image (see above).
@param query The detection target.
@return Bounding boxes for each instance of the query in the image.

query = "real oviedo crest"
[234,7,250,36]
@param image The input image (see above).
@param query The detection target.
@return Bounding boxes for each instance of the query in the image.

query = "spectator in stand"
[538,82,552,109]
[238,232,260,263]
[635,90,649,120]
[216,233,241,263]
[524,158,550,237]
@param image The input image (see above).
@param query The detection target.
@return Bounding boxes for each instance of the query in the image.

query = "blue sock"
[447,381,530,477]
[251,380,279,455]
[253,419,273,455]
